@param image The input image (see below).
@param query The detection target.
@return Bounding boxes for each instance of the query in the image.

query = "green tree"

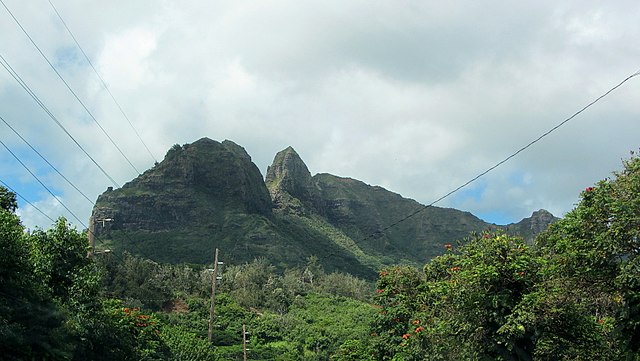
[315,271,372,301]
[1,187,177,360]
[27,218,97,304]
[535,152,640,359]
[0,190,71,360]
[106,252,172,310]
[331,339,374,361]
[369,265,425,360]
[158,324,215,361]
[370,234,614,361]
[286,293,376,360]
[221,257,277,309]
[424,233,540,360]
[369,151,640,361]
[0,185,17,212]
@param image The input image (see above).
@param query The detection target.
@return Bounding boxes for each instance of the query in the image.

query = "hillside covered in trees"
[90,138,556,277]
[1,151,639,360]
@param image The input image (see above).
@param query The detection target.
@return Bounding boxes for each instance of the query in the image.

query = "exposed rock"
[265,147,321,214]
[91,137,273,237]
[527,209,559,234]
[505,209,559,242]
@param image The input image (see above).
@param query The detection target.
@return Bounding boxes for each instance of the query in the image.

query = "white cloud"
[98,27,158,90]
[1,0,639,231]
[16,194,65,231]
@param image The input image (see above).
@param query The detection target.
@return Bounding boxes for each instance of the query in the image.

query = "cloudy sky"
[1,0,638,231]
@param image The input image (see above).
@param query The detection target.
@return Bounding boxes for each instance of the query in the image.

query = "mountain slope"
[91,138,556,276]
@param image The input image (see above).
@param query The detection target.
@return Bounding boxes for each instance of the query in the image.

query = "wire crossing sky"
[367,68,640,239]
[0,53,122,188]
[0,0,638,230]
[0,113,95,204]
[47,0,159,165]
[1,0,142,175]
[0,178,54,223]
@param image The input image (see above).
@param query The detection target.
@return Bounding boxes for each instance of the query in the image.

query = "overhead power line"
[0,0,141,175]
[47,0,159,164]
[0,135,118,257]
[0,53,121,188]
[0,178,55,223]
[0,114,95,205]
[0,173,119,261]
[0,137,87,228]
[317,68,640,267]
[362,68,640,242]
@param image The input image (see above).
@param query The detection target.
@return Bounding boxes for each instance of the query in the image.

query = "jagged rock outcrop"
[506,209,559,242]
[265,147,321,214]
[523,209,558,234]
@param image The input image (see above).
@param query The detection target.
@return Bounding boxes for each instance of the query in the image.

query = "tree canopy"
[370,152,640,360]
[0,186,17,212]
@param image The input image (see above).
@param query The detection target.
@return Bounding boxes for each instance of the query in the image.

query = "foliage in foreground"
[1,186,376,360]
[371,152,640,360]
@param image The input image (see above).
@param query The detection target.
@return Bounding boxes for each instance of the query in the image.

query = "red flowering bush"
[369,266,426,359]
[115,305,165,358]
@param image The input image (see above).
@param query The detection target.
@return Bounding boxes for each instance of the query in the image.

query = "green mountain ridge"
[90,137,557,277]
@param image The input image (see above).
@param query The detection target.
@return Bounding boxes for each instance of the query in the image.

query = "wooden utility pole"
[243,324,247,361]
[208,248,220,343]
[88,216,96,257]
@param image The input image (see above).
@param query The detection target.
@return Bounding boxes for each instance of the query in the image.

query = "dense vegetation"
[1,151,639,360]
[1,187,376,360]
[368,152,640,360]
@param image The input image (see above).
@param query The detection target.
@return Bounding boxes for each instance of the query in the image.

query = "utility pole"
[208,248,222,343]
[88,217,96,257]
[243,324,248,361]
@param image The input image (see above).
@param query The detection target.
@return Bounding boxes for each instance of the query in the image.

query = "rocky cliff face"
[309,172,496,260]
[91,138,273,237]
[265,147,322,214]
[506,209,559,242]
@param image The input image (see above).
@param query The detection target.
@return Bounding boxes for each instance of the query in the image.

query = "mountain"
[265,146,322,215]
[503,209,560,241]
[93,138,271,229]
[91,138,374,276]
[90,138,556,277]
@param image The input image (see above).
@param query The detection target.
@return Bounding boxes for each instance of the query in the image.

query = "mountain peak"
[527,209,559,233]
[221,139,252,161]
[191,136,216,145]
[265,146,310,186]
[265,147,320,213]
[504,209,559,242]
[530,209,554,218]
[93,137,273,237]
